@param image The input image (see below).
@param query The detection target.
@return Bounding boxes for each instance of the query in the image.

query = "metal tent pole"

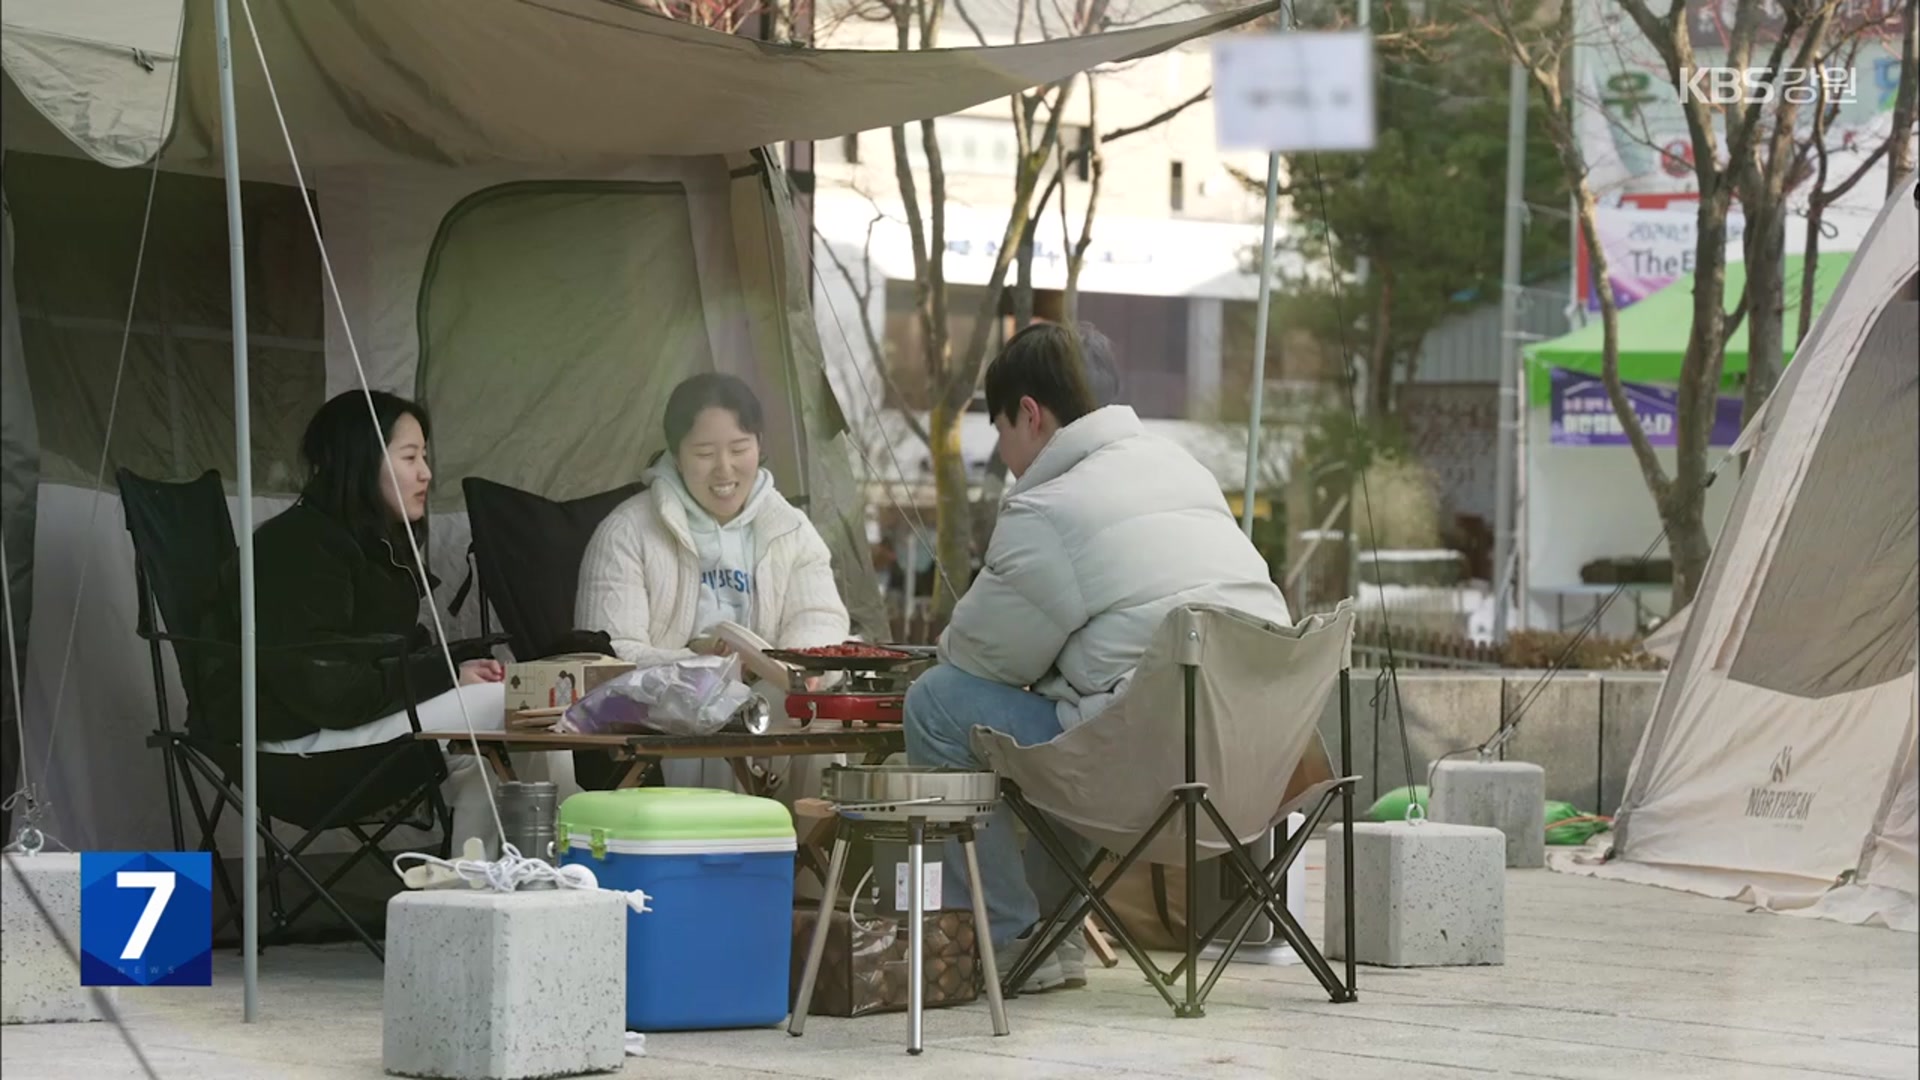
[1240,151,1281,540]
[1491,61,1527,641]
[1240,2,1297,541]
[212,0,260,1022]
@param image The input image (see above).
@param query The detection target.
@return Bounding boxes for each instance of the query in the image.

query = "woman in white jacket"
[574,373,850,784]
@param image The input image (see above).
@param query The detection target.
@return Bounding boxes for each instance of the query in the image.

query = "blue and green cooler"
[559,788,796,1031]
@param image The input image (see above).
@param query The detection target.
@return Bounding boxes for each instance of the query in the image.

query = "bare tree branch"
[951,0,991,47]
[1891,0,1920,191]
[811,215,933,447]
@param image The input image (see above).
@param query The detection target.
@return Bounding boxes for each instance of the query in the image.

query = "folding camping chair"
[118,468,462,961]
[976,602,1360,1018]
[451,476,647,791]
[450,476,646,663]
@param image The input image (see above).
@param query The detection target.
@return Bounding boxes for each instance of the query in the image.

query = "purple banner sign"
[1549,367,1745,447]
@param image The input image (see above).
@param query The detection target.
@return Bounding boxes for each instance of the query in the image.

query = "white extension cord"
[393,840,654,916]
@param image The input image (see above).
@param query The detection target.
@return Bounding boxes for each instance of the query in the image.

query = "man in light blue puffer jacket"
[905,322,1292,991]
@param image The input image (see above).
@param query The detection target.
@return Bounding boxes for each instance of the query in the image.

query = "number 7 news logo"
[80,853,213,987]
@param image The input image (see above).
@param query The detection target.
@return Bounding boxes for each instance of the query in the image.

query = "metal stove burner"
[822,764,999,823]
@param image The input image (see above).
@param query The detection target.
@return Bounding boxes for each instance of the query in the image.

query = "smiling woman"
[574,373,852,788]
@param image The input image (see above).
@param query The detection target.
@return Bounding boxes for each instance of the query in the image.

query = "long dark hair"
[299,389,433,550]
[649,372,766,467]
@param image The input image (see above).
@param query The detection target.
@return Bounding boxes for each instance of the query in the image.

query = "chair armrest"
[447,633,514,663]
[142,629,410,658]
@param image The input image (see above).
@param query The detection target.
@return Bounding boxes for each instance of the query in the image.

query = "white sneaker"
[1006,926,1087,992]
[1055,932,1088,985]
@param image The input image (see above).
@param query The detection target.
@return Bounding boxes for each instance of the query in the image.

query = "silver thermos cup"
[495,781,559,878]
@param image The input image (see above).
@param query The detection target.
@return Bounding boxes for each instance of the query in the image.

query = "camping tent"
[0,0,1281,853]
[1558,177,1918,932]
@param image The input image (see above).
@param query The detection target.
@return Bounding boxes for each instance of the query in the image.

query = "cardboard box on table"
[504,654,635,714]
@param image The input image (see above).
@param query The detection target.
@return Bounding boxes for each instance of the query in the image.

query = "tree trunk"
[1740,198,1786,430]
[1013,234,1036,330]
[928,398,972,616]
[1367,265,1395,418]
[1661,483,1712,612]
[1891,3,1920,195]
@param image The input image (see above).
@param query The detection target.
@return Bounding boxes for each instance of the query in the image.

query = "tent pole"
[213,0,260,1023]
[1240,151,1280,541]
[1491,61,1526,641]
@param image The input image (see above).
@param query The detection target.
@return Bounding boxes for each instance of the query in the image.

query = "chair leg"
[176,746,388,962]
[1194,789,1357,1004]
[1167,786,1337,982]
[1181,788,1202,1018]
[906,816,925,1056]
[265,842,290,946]
[250,819,385,962]
[1007,844,1107,995]
[999,787,1186,1014]
[789,822,850,1037]
[271,787,435,936]
[960,825,1009,1037]
[159,742,187,853]
[1083,918,1119,968]
[179,754,240,919]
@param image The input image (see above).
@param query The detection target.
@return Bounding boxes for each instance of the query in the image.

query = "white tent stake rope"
[1424,444,1745,792]
[1,531,36,844]
[233,0,507,853]
[5,7,182,838]
[1295,148,1423,805]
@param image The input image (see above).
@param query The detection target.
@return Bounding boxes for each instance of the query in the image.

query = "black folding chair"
[977,604,1361,1018]
[118,468,457,961]
[450,476,646,663]
[450,476,646,790]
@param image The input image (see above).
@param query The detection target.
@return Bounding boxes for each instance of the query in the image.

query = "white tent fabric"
[1555,178,1920,932]
[1,0,1279,860]
[2,0,1281,173]
[0,0,185,168]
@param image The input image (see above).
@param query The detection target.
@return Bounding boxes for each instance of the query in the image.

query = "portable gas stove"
[766,643,936,728]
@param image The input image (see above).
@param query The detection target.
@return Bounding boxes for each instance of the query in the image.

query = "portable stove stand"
[788,767,1009,1055]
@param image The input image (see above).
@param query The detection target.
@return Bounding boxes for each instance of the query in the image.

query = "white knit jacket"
[574,480,850,666]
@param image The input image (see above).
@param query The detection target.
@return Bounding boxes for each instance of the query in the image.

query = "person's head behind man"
[984,322,1100,480]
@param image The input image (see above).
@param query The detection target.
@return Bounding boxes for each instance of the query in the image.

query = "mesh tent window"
[6,151,322,493]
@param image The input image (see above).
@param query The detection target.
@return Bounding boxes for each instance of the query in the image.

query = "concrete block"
[1501,673,1602,809]
[1601,675,1662,817]
[2,852,112,1024]
[1323,821,1505,968]
[1428,759,1548,869]
[383,888,625,1080]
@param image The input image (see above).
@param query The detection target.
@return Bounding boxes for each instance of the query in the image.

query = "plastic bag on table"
[557,654,754,737]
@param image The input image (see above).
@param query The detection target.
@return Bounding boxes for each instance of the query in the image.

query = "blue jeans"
[904,664,1097,950]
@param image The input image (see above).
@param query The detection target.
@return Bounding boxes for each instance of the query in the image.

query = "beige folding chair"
[974,602,1360,1017]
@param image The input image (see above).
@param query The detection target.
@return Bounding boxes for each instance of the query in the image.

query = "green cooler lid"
[558,787,794,842]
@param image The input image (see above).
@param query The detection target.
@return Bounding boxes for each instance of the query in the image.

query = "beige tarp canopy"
[3,0,1280,172]
[0,0,1279,853]
[1558,178,1919,932]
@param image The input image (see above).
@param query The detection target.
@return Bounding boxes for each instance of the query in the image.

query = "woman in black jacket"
[203,390,562,850]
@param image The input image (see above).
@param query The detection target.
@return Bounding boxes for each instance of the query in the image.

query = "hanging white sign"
[1213,32,1377,153]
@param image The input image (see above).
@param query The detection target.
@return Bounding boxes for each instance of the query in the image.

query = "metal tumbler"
[496,781,558,876]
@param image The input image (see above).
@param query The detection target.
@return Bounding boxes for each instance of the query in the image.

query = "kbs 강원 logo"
[80,852,213,986]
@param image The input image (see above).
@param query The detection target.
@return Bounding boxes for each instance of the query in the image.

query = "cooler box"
[559,788,795,1031]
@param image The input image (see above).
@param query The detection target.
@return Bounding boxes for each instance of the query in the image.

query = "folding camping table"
[416,723,904,799]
